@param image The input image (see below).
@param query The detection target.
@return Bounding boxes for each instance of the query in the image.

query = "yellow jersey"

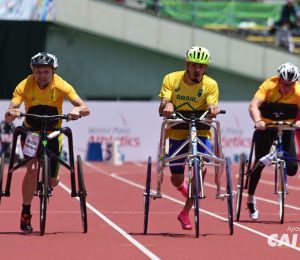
[11,74,79,129]
[159,70,219,139]
[255,76,300,123]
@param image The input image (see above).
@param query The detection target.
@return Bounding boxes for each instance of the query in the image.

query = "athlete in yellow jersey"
[247,63,300,221]
[4,52,90,233]
[159,46,220,230]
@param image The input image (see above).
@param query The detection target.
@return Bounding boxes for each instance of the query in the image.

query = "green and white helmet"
[185,46,211,65]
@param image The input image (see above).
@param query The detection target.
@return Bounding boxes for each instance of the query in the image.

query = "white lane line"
[259,179,300,191]
[58,182,160,260]
[84,162,300,252]
[110,173,300,252]
[204,182,300,211]
[118,163,300,211]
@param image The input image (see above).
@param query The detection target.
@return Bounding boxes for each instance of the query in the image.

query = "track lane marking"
[111,174,300,252]
[84,162,300,252]
[133,163,300,210]
[58,181,160,260]
[204,182,300,211]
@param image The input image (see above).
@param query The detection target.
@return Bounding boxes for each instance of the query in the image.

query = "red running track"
[1,161,300,259]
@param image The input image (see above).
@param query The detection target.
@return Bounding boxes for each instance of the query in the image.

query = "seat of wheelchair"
[259,102,298,120]
[170,110,211,130]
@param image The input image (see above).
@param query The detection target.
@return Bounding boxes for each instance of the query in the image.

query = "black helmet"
[30,52,58,69]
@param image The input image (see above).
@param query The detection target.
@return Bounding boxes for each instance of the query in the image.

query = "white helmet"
[278,63,299,82]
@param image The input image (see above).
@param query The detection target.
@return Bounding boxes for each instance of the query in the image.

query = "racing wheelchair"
[236,102,300,224]
[0,113,87,235]
[143,110,233,238]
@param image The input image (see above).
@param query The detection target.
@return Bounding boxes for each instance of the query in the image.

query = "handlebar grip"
[219,110,226,114]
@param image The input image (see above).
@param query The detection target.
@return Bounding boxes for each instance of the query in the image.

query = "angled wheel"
[236,153,246,222]
[40,154,49,236]
[143,156,152,235]
[0,154,5,201]
[278,160,286,224]
[193,158,200,238]
[77,155,88,233]
[226,157,234,235]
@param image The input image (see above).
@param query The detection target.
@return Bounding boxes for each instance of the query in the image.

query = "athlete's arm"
[69,97,90,120]
[249,96,265,129]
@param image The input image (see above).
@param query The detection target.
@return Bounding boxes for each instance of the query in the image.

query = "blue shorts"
[168,137,211,174]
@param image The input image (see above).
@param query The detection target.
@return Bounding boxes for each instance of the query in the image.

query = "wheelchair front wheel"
[193,158,200,238]
[40,154,49,236]
[278,161,286,224]
[143,156,152,235]
[226,157,234,235]
[236,153,246,222]
[77,155,88,233]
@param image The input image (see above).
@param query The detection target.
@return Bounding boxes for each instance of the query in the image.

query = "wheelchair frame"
[0,113,87,235]
[236,121,300,224]
[143,111,233,237]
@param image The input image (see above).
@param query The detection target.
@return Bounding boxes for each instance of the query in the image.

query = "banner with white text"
[0,100,256,163]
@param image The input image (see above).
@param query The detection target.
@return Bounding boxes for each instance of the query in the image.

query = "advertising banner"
[0,0,55,21]
[0,100,273,163]
[61,101,254,162]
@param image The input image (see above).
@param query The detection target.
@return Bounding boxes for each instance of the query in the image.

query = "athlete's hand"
[5,109,21,121]
[68,107,81,120]
[255,120,265,129]
[208,104,220,116]
[162,102,174,118]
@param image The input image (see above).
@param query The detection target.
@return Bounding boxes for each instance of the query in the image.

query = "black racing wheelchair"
[0,113,87,235]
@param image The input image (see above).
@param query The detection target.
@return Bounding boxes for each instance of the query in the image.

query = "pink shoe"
[177,210,192,230]
[177,182,188,198]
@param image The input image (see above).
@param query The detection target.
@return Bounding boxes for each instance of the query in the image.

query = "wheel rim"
[77,155,88,233]
[143,156,152,235]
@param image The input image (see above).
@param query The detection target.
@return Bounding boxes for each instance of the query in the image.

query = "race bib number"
[23,132,40,157]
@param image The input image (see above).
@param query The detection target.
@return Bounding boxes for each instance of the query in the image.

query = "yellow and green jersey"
[159,70,219,139]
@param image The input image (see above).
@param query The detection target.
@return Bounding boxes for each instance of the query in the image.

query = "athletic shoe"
[177,182,188,198]
[247,199,259,221]
[20,214,33,233]
[177,209,192,230]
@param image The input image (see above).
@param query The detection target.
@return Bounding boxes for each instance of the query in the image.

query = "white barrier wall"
[0,100,253,162]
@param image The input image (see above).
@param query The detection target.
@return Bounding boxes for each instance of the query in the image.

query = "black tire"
[236,154,246,222]
[143,156,152,235]
[278,161,285,224]
[193,158,200,238]
[40,154,49,236]
[77,155,88,233]
[0,154,5,201]
[226,157,234,235]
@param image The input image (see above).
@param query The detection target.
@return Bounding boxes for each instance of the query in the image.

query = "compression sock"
[21,204,31,215]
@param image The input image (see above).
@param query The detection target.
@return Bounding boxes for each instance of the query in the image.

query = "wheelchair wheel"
[278,161,285,224]
[40,154,49,236]
[0,154,4,200]
[236,153,246,222]
[143,156,152,235]
[193,158,200,238]
[225,157,234,235]
[77,155,88,233]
